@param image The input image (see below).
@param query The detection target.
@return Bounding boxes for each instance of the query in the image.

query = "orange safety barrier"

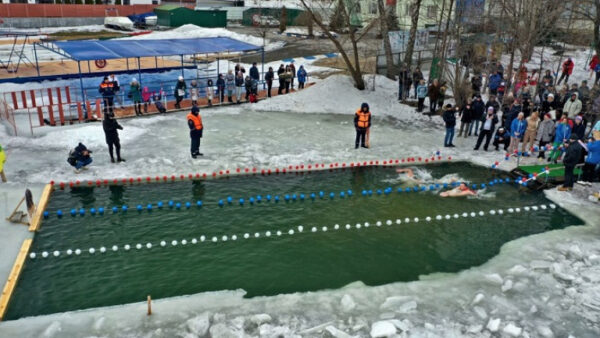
[10,92,17,110]
[47,105,55,126]
[36,107,44,126]
[29,90,36,107]
[65,86,71,104]
[77,102,83,122]
[95,99,102,119]
[20,91,27,108]
[46,88,53,106]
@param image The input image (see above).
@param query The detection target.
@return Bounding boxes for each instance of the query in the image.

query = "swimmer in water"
[439,182,477,197]
[396,168,424,184]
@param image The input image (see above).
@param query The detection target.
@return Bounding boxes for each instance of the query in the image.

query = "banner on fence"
[383,30,429,54]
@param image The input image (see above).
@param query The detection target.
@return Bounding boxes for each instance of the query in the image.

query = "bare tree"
[403,0,423,70]
[377,0,395,79]
[572,0,600,57]
[299,0,376,89]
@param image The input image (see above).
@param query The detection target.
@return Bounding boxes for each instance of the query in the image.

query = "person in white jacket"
[563,92,582,119]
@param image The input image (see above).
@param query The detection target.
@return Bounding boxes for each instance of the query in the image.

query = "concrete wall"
[1,17,104,28]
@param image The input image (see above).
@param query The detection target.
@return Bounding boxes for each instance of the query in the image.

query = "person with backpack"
[225,70,235,103]
[557,57,575,85]
[187,106,204,158]
[297,65,307,89]
[354,103,371,149]
[67,143,92,173]
[174,76,187,109]
[102,110,125,163]
[265,67,274,97]
[128,78,142,116]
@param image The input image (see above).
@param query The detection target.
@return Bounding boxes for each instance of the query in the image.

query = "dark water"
[5,162,583,319]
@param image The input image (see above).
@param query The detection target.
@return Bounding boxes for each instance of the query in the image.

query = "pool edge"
[0,238,32,321]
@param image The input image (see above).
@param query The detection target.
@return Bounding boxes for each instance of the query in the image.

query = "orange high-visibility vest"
[355,109,371,128]
[187,113,203,130]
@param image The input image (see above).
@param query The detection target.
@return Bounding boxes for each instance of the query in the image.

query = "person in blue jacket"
[579,136,600,182]
[488,71,502,95]
[67,143,92,173]
[416,79,428,112]
[297,65,307,89]
[549,115,572,163]
[508,112,527,154]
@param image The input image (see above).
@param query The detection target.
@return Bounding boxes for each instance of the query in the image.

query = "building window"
[426,5,437,19]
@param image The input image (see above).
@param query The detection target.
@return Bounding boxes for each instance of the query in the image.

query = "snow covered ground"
[0,73,599,337]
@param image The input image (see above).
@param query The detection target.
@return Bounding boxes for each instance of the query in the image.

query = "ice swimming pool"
[4,162,583,320]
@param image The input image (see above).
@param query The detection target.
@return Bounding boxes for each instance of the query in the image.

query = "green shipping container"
[242,7,305,26]
[155,5,227,28]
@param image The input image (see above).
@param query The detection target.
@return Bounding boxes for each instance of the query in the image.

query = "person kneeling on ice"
[440,182,477,197]
[354,103,371,149]
[187,106,204,158]
[68,143,92,173]
[493,127,510,151]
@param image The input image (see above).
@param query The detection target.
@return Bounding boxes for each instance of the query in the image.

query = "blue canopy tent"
[34,37,262,107]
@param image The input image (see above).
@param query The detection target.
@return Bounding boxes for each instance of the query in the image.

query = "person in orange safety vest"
[187,106,204,158]
[354,102,372,149]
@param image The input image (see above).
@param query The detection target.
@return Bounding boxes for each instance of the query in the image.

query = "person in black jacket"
[99,76,115,117]
[398,64,411,101]
[102,111,124,163]
[354,103,371,149]
[216,74,225,103]
[492,127,510,151]
[265,67,274,98]
[442,104,456,147]
[474,107,499,151]
[572,116,586,139]
[277,64,285,95]
[249,62,260,81]
[68,143,92,173]
[470,95,485,136]
[558,134,584,191]
[412,67,423,98]
[458,99,473,138]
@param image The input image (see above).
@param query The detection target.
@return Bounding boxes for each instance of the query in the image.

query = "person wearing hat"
[578,133,600,183]
[536,113,556,160]
[442,104,456,147]
[572,115,586,140]
[541,93,557,115]
[174,75,187,109]
[474,106,499,151]
[557,57,575,85]
[128,78,142,116]
[354,103,371,149]
[187,106,204,158]
[563,92,582,119]
[99,76,115,117]
[558,134,584,191]
[492,127,510,151]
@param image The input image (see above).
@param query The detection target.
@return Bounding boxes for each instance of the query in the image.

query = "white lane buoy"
[232,235,238,241]
[364,222,370,227]
[478,211,485,216]
[67,249,73,255]
[436,215,443,220]
[181,239,187,245]
[124,244,131,251]
[515,208,521,212]
[386,220,392,226]
[277,231,282,236]
[345,224,351,229]
[425,217,431,222]
[146,243,152,249]
[532,206,539,211]
[212,236,218,242]
[490,210,496,215]
[445,215,451,220]
[404,218,410,223]
[266,231,271,237]
[470,212,476,217]
[498,209,504,214]
[244,233,250,239]
[136,244,142,250]
[322,226,327,232]
[89,248,95,254]
[100,247,106,253]
[53,251,60,257]
[414,217,419,223]
[453,214,459,219]
[191,238,198,244]
[549,203,556,209]
[462,213,468,217]
[288,229,295,235]
[334,224,340,230]
[376,221,382,226]
[524,206,531,211]
[29,252,36,259]
[254,232,260,238]
[200,235,206,242]
[508,208,514,213]
[42,251,48,258]
[222,236,228,242]
[298,225,304,232]
[356,223,361,229]
[111,245,118,252]
[171,240,178,246]
[160,241,166,247]
[312,227,317,232]
[396,219,402,225]
[540,204,547,209]
[75,249,81,255]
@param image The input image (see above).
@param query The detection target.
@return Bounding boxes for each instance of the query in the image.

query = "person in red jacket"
[590,53,600,85]
[557,57,574,85]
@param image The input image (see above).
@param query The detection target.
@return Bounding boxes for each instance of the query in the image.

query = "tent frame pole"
[155,56,158,69]
[137,57,142,86]
[77,61,87,118]
[33,42,40,77]
[180,54,185,78]
[261,47,265,89]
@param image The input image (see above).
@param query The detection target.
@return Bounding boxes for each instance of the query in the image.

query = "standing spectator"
[109,74,122,109]
[488,70,502,95]
[563,92,582,119]
[474,107,498,151]
[492,127,510,151]
[471,75,482,97]
[283,66,293,93]
[265,67,274,97]
[412,66,424,98]
[141,86,152,114]
[354,102,371,149]
[277,64,285,95]
[249,62,260,82]
[529,70,539,98]
[521,111,539,153]
[536,113,555,160]
[297,65,307,89]
[289,62,296,89]
[557,57,574,85]
[234,63,246,75]
[235,71,244,103]
[416,79,427,113]
[206,78,214,106]
[508,112,527,154]
[438,85,447,111]
[225,70,235,103]
[541,93,557,115]
[442,104,456,147]
[187,106,204,158]
[579,80,591,111]
[572,116,586,140]
[458,99,473,138]
[174,76,186,109]
[189,80,199,106]
[102,109,124,163]
[428,79,441,114]
[67,143,92,173]
[244,75,253,101]
[216,74,225,103]
[590,53,600,85]
[398,64,411,101]
[558,135,583,191]
[503,100,521,131]
[99,76,115,117]
[470,95,485,136]
[549,115,572,163]
[579,136,600,182]
[128,78,142,116]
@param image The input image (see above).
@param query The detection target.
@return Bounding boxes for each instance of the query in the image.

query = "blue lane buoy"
[90,208,97,215]
[147,204,153,211]
[397,188,403,193]
[284,194,290,202]
[347,190,353,196]
[367,190,373,196]
[122,205,128,212]
[435,183,440,189]
[112,206,118,213]
[43,211,49,219]
[494,179,498,183]
[310,193,316,200]
[443,183,448,188]
[489,181,494,186]
[329,192,335,199]
[319,191,324,198]
[70,209,77,216]
[361,190,367,196]
[98,207,104,215]
[227,196,233,204]
[274,196,280,203]
[299,194,305,201]
[218,199,224,207]
[57,210,63,217]
[412,186,419,192]
[420,186,426,191]
[197,200,203,208]
[157,201,164,209]
[266,194,272,202]
[480,183,486,189]
[291,194,297,201]
[137,205,143,211]
[185,202,191,209]
[79,208,85,216]
[168,200,174,208]
[175,202,181,209]
[429,185,435,190]
[384,188,391,195]
[505,178,511,183]
[472,184,477,190]
[239,198,245,205]
[340,191,345,198]
[404,187,411,193]
[376,189,382,195]
[249,197,255,204]
[257,195,262,202]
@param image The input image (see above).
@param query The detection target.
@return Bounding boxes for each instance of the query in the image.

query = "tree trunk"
[595,0,600,57]
[377,0,395,79]
[404,0,422,70]
[438,0,455,80]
